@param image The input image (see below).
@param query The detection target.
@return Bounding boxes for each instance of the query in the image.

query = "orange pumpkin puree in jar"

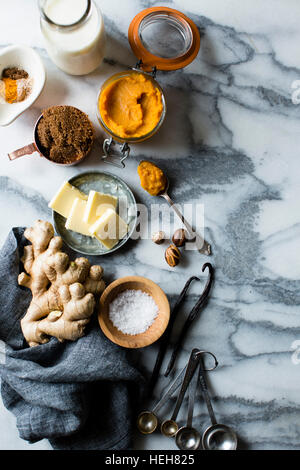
[99,73,163,139]
[137,160,167,196]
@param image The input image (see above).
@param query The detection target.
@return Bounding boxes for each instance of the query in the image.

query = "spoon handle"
[198,358,217,426]
[170,349,200,422]
[186,362,199,428]
[161,193,211,256]
[152,366,187,414]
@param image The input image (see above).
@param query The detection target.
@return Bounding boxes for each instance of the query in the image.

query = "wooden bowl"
[98,276,170,348]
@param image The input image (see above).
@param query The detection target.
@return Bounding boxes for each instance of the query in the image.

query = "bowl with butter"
[49,171,137,255]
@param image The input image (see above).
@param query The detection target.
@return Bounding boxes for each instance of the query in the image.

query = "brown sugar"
[36,105,94,164]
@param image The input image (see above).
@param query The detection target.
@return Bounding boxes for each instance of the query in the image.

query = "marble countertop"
[1,0,300,451]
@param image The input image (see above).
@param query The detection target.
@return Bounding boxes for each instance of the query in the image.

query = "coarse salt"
[108,289,159,335]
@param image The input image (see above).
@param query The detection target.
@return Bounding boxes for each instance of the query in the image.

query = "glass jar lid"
[128,7,200,71]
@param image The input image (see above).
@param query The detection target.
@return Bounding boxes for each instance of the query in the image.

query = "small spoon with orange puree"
[137,161,211,256]
[138,160,167,196]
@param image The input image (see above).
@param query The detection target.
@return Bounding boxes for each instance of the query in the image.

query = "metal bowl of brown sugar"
[8,105,94,166]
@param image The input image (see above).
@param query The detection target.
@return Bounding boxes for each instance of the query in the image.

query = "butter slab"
[49,181,87,218]
[83,190,118,225]
[65,198,91,237]
[89,208,128,249]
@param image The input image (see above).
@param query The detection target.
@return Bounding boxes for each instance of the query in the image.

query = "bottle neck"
[39,0,92,31]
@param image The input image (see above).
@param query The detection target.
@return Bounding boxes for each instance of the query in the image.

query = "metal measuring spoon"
[175,351,218,449]
[161,349,200,437]
[198,358,238,450]
[137,365,187,434]
[175,362,201,450]
[159,178,211,256]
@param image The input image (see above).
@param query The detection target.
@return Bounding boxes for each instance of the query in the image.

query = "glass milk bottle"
[39,0,105,75]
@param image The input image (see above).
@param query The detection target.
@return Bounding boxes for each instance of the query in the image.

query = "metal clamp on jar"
[97,6,200,168]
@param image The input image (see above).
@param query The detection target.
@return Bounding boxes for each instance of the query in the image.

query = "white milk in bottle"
[39,0,105,75]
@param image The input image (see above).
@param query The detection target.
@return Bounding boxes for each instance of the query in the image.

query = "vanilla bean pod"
[164,263,214,377]
[147,276,200,397]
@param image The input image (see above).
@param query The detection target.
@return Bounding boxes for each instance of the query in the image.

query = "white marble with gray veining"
[0,0,300,451]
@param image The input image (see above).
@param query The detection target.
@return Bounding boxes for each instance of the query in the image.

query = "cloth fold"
[0,227,144,450]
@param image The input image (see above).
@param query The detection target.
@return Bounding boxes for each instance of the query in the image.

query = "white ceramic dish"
[0,45,46,126]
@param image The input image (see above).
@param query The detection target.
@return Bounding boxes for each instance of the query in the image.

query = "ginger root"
[18,220,105,347]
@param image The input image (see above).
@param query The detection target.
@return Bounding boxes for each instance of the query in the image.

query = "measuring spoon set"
[137,348,238,450]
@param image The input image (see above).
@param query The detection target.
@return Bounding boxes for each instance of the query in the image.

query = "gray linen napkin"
[0,227,144,450]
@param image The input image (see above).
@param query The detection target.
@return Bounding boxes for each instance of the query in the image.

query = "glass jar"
[96,6,200,168]
[97,69,167,144]
[39,0,105,75]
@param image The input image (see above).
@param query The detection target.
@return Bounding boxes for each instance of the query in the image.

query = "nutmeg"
[152,231,165,245]
[165,244,181,267]
[172,228,187,247]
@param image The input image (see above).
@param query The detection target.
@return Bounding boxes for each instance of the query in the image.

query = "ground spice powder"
[3,77,18,103]
[2,67,29,80]
[1,67,31,104]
